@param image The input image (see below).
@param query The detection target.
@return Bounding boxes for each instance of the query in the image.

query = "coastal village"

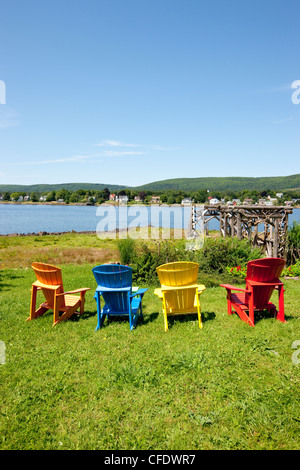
[0,188,299,207]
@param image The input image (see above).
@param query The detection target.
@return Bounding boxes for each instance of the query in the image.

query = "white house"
[181,198,193,205]
[243,198,253,205]
[209,198,220,205]
[266,198,277,205]
[117,195,128,204]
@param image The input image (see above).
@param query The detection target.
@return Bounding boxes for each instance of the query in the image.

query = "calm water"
[0,204,192,235]
[0,203,299,235]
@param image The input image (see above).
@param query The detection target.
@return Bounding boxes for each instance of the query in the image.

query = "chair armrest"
[197,284,206,293]
[220,284,251,293]
[274,285,285,291]
[154,288,162,298]
[95,286,131,293]
[32,281,61,290]
[130,288,148,298]
[56,288,90,296]
[247,279,283,287]
[160,283,200,291]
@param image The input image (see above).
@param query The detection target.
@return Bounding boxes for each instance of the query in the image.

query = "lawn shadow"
[142,311,159,325]
[90,310,159,330]
[202,311,216,322]
[69,309,97,322]
[0,271,26,290]
[166,310,216,329]
[248,309,295,324]
[89,313,149,330]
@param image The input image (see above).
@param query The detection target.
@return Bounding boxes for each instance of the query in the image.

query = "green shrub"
[282,260,300,277]
[286,221,300,265]
[196,238,262,274]
[117,238,136,265]
[131,241,182,285]
[120,237,263,285]
[225,265,247,280]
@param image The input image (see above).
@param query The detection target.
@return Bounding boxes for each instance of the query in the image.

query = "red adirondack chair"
[220,257,285,326]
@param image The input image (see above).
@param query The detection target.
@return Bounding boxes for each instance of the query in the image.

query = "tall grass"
[287,221,300,264]
[118,238,136,265]
[0,233,119,269]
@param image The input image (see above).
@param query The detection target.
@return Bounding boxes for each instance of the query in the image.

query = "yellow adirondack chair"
[27,262,90,326]
[154,261,206,332]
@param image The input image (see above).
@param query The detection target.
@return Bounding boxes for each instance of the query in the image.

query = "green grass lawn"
[1,259,300,450]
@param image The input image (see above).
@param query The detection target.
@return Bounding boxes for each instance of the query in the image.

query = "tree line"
[1,187,300,205]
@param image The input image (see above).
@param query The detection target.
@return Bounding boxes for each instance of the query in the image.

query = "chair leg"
[277,285,286,323]
[129,312,133,331]
[162,294,169,332]
[225,290,233,315]
[53,294,60,325]
[163,312,169,332]
[248,292,255,326]
[197,293,203,329]
[79,292,86,315]
[29,285,37,320]
[95,293,105,331]
[53,306,78,326]
[27,286,48,321]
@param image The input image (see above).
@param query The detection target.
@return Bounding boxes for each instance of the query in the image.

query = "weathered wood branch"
[190,204,292,258]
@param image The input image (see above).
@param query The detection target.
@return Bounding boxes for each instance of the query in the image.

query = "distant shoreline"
[0,226,190,238]
[0,201,182,207]
[0,201,299,208]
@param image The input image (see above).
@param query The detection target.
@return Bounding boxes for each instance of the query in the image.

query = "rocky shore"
[0,230,97,237]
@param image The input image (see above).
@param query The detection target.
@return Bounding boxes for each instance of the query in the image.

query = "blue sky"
[0,0,299,187]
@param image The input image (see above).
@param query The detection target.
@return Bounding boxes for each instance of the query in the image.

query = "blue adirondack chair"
[92,264,148,331]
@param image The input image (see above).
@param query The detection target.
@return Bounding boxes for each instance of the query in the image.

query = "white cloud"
[252,83,294,94]
[0,107,20,128]
[95,139,181,154]
[152,145,181,151]
[42,154,92,163]
[5,139,180,169]
[103,150,145,157]
[8,154,94,165]
[272,117,294,124]
[96,140,142,148]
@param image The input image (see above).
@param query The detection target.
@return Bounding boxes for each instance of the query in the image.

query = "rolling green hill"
[0,174,300,193]
[0,182,126,193]
[135,174,300,192]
